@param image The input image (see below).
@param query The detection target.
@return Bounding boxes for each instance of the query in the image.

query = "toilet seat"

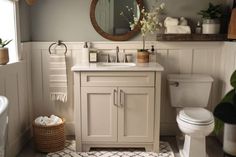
[178,107,214,126]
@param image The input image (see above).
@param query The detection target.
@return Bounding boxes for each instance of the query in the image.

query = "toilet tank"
[167,74,214,108]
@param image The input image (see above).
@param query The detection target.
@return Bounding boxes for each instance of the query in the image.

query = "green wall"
[20,0,227,42]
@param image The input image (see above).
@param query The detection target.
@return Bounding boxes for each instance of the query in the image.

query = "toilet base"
[179,149,209,157]
[176,135,208,157]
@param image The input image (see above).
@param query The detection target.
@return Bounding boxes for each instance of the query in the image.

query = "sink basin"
[0,96,8,157]
[98,63,136,67]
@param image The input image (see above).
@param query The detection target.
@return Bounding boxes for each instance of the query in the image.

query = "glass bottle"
[195,21,202,34]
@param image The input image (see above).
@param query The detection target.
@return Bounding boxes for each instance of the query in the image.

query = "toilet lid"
[179,107,214,125]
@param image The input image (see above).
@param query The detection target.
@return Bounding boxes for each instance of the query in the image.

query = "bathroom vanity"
[72,63,164,152]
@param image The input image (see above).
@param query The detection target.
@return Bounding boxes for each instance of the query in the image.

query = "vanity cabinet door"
[81,87,118,142]
[118,87,155,142]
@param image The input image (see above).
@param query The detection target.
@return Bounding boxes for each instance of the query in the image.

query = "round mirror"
[90,0,143,41]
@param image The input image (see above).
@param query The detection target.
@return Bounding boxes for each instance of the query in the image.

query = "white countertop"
[71,62,164,72]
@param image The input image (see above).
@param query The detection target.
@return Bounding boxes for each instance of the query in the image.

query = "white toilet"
[167,74,215,157]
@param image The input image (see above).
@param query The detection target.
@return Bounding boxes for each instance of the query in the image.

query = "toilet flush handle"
[169,81,179,87]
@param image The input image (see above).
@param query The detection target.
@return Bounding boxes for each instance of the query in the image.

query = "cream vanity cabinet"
[81,86,154,142]
[73,68,162,152]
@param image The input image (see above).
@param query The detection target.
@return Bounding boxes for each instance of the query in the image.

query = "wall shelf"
[156,34,227,41]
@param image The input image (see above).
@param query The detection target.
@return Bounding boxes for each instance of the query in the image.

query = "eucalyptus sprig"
[0,38,12,48]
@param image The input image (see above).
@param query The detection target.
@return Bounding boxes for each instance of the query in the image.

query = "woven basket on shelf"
[32,118,66,153]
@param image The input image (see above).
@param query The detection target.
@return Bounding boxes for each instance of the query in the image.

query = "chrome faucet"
[115,46,120,63]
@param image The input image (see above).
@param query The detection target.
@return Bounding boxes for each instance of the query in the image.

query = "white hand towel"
[50,115,62,125]
[164,17,179,27]
[49,53,68,103]
[35,116,43,125]
[165,25,191,34]
[42,116,51,125]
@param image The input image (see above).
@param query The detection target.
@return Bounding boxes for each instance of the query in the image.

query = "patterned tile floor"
[17,136,225,157]
[46,140,175,157]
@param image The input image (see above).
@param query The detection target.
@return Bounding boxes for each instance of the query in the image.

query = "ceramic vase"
[202,19,220,34]
[137,50,149,63]
[0,48,9,65]
[223,123,236,156]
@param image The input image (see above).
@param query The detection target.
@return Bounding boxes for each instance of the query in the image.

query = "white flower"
[160,3,165,9]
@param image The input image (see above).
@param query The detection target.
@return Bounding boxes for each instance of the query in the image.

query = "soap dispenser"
[149,45,156,62]
[81,42,89,64]
[195,21,202,34]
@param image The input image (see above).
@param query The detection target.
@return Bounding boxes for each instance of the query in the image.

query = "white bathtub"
[0,96,8,157]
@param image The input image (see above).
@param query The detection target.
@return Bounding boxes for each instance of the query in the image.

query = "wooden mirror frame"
[90,0,144,41]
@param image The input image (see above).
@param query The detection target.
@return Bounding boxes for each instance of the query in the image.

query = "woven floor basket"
[33,118,66,153]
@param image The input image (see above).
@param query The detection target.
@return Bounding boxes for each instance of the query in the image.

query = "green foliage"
[221,89,235,104]
[0,38,12,48]
[230,71,236,88]
[214,70,236,134]
[214,118,224,135]
[198,2,222,19]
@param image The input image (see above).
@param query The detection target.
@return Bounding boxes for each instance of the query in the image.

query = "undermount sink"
[98,63,136,67]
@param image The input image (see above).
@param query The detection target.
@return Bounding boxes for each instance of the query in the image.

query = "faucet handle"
[124,54,128,63]
[115,46,120,63]
[116,46,119,52]
[107,54,111,63]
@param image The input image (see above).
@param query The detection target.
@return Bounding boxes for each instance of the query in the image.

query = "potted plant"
[198,2,222,34]
[214,70,236,156]
[122,3,165,63]
[0,38,12,65]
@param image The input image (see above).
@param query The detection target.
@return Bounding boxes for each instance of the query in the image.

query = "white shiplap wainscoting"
[0,43,32,157]
[221,42,236,95]
[30,41,232,135]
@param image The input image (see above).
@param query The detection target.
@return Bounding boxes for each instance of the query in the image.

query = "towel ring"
[49,40,67,55]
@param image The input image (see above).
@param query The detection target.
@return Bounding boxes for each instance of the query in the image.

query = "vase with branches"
[139,4,165,51]
[121,2,165,62]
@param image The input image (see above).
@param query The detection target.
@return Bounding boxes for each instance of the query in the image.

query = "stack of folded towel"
[164,17,191,34]
[35,115,62,126]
